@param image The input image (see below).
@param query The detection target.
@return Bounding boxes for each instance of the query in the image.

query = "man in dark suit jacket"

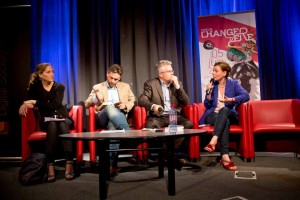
[138,60,193,169]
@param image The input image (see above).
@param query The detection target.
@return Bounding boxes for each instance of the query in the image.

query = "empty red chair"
[21,105,84,162]
[248,99,300,159]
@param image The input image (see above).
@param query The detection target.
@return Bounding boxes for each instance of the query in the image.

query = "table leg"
[166,138,175,196]
[97,140,110,200]
[158,144,164,178]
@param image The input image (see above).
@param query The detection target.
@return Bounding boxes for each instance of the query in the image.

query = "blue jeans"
[96,105,130,166]
[205,107,238,155]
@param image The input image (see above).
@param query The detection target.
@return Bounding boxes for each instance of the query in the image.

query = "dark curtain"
[76,0,120,104]
[118,0,201,102]
[29,0,300,105]
[31,0,80,104]
[255,0,300,99]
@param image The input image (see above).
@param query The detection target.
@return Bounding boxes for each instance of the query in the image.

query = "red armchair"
[21,105,84,162]
[88,105,148,163]
[190,102,250,160]
[248,99,300,159]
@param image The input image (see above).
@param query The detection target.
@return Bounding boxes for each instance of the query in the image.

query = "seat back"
[248,99,294,127]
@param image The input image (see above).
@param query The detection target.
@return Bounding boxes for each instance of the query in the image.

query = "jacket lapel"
[155,78,164,103]
[116,83,125,102]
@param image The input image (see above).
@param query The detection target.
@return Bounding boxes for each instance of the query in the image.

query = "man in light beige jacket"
[85,64,135,176]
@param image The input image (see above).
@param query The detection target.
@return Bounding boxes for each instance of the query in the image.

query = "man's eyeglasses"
[160,70,174,74]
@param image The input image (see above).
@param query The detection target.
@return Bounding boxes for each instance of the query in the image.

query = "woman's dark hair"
[214,61,231,78]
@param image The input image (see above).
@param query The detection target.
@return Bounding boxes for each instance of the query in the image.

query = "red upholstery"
[21,105,84,162]
[88,105,148,162]
[132,106,149,160]
[132,105,147,129]
[190,102,250,160]
[182,105,199,160]
[129,105,196,160]
[248,99,300,158]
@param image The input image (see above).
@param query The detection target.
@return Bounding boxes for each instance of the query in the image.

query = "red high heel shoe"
[204,144,215,153]
[220,159,237,171]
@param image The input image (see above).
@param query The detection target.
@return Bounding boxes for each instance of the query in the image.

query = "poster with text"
[198,11,260,101]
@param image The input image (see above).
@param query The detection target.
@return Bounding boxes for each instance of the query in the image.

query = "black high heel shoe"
[47,163,56,182]
[65,161,75,181]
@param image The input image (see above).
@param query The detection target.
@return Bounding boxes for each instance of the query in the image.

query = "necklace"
[218,84,226,88]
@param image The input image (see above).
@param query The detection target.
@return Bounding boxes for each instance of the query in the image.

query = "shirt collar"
[159,79,171,88]
[106,81,118,89]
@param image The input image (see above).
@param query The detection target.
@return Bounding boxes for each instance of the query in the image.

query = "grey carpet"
[0,155,299,200]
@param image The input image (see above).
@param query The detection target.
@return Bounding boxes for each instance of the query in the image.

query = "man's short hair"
[108,64,123,76]
[156,60,172,74]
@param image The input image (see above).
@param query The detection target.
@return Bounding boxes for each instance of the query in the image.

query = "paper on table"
[198,124,210,127]
[44,117,65,122]
[141,128,164,132]
[164,125,184,132]
[100,129,125,133]
[142,128,154,131]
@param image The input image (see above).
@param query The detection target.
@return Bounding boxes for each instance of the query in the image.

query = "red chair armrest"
[183,104,194,122]
[89,106,96,131]
[70,105,83,132]
[132,106,147,129]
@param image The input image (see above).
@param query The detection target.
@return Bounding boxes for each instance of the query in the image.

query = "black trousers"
[205,107,238,155]
[41,118,74,163]
[146,115,193,158]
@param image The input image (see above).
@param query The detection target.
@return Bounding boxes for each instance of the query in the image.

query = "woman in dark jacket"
[19,63,74,182]
[199,61,250,170]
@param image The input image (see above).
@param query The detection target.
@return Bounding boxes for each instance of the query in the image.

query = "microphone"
[206,78,214,95]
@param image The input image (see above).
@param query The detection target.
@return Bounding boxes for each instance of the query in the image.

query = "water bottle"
[169,107,177,134]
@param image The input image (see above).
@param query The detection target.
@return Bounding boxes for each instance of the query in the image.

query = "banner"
[0,50,9,135]
[198,11,260,101]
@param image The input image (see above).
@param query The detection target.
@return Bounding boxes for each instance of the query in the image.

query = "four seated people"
[21,60,250,179]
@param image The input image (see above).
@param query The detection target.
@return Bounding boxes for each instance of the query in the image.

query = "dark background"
[0,3,30,157]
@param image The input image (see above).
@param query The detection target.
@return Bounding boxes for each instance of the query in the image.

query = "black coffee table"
[61,129,207,200]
